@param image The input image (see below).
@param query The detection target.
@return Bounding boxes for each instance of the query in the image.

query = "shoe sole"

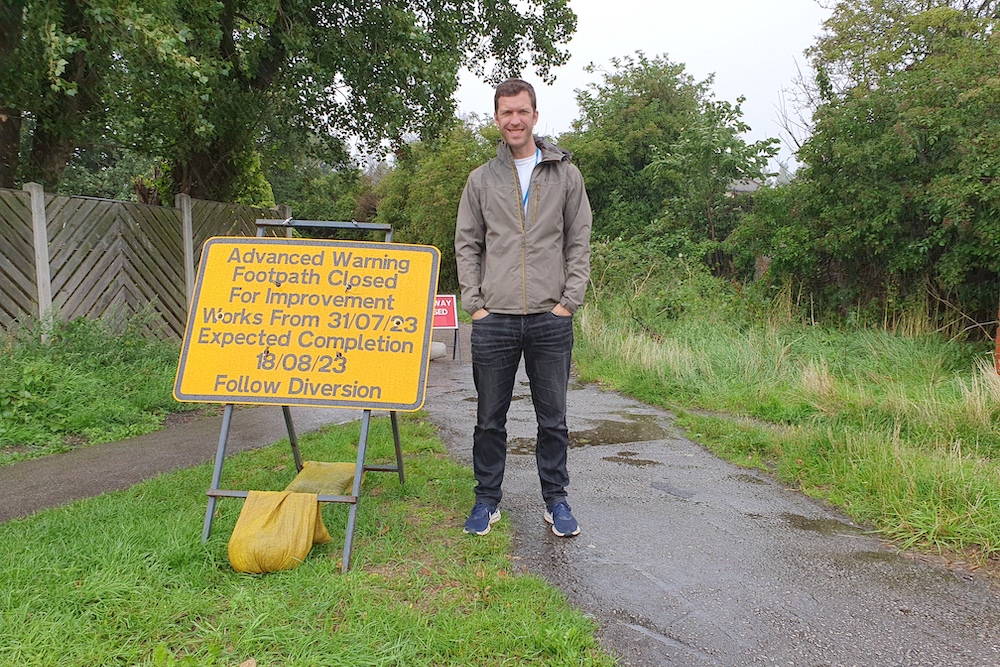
[544,510,581,537]
[463,510,501,535]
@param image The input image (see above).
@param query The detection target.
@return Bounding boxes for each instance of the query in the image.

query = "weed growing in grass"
[0,415,614,666]
[0,312,197,464]
[576,263,1000,562]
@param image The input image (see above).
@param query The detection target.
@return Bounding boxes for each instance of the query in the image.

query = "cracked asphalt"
[424,324,1000,667]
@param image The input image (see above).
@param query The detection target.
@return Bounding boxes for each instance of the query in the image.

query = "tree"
[807,0,999,95]
[56,145,158,201]
[375,117,498,293]
[647,95,777,269]
[558,53,706,239]
[1,0,112,188]
[742,1,1000,323]
[269,159,377,224]
[1,0,578,201]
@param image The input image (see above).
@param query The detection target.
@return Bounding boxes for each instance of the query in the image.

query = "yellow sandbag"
[284,461,359,495]
[228,491,331,574]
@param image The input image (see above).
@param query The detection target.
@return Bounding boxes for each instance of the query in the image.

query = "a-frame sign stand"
[200,405,403,572]
[175,220,439,572]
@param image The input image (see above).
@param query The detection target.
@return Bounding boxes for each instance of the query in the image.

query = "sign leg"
[390,411,405,485]
[282,405,303,471]
[342,409,372,572]
[202,404,235,544]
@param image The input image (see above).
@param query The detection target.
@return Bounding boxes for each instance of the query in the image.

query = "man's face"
[494,91,538,159]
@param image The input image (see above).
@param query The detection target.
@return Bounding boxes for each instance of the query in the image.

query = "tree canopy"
[559,52,777,271]
[1,0,577,200]
[558,53,703,240]
[375,116,499,293]
[734,0,1000,322]
[648,95,777,265]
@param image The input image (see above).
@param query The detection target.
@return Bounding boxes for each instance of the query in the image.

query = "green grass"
[0,414,614,667]
[0,313,199,464]
[574,293,1000,561]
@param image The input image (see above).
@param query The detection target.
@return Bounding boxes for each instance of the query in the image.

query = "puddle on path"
[651,481,695,498]
[783,512,858,536]
[509,413,667,455]
[603,450,660,467]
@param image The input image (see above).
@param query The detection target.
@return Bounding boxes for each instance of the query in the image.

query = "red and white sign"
[432,295,458,329]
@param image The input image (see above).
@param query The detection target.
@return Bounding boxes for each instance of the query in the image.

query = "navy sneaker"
[463,502,501,535]
[544,501,581,537]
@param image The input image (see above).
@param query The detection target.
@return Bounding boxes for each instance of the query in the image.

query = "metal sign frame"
[196,219,433,572]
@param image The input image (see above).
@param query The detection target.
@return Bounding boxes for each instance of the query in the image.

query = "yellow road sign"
[174,237,440,410]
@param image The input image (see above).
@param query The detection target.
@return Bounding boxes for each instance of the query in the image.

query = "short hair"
[494,78,536,112]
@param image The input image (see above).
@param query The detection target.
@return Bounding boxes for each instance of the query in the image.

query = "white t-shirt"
[514,149,540,215]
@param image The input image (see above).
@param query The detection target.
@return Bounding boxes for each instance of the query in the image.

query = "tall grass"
[0,312,197,464]
[576,253,1000,559]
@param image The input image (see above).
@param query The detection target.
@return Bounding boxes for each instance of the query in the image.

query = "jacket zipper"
[512,161,528,313]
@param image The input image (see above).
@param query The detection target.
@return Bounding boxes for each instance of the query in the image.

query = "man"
[454,78,592,537]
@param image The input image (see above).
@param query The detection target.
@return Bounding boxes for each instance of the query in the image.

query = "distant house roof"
[727,178,761,195]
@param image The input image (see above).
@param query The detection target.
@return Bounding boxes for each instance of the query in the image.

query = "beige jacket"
[455,137,592,316]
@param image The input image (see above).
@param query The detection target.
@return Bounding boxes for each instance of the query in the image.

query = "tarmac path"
[0,405,361,523]
[2,323,999,666]
[424,325,1000,667]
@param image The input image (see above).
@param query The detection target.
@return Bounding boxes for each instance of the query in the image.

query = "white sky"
[456,0,832,166]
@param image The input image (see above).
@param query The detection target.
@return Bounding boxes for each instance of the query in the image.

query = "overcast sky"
[455,0,832,166]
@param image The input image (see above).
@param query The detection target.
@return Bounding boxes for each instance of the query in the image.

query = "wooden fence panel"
[121,202,186,337]
[47,196,120,321]
[0,186,288,339]
[0,190,36,328]
[190,199,285,268]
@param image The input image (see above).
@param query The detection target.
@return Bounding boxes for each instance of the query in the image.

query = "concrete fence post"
[176,193,195,305]
[24,182,53,327]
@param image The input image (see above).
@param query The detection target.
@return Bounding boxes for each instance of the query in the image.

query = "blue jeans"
[470,311,574,507]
